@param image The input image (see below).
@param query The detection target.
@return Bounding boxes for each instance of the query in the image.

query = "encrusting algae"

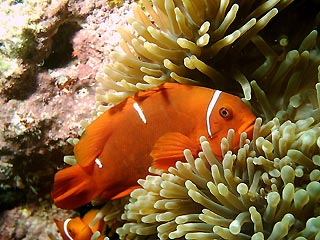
[52,0,320,239]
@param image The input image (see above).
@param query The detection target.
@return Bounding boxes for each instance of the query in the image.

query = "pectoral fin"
[151,132,199,171]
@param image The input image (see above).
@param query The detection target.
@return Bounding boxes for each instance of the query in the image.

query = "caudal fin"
[52,165,99,209]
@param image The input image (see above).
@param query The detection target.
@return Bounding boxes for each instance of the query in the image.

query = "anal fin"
[111,185,141,200]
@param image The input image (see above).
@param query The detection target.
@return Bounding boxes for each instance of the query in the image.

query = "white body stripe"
[95,158,103,168]
[206,90,222,138]
[133,102,147,124]
[63,218,73,240]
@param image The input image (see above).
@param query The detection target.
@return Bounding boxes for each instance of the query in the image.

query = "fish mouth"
[237,118,256,137]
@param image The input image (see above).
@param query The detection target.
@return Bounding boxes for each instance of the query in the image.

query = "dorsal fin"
[74,113,113,167]
[133,83,184,100]
[74,83,186,167]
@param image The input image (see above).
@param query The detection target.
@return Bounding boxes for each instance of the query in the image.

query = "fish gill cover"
[61,0,320,239]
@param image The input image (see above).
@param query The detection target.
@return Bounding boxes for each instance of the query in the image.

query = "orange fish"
[52,83,256,209]
[54,209,105,240]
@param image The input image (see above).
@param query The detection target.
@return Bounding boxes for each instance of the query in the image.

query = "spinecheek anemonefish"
[52,83,256,210]
[54,209,105,240]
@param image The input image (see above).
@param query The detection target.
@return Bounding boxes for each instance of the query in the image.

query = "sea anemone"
[60,0,320,239]
[118,113,320,239]
[95,0,294,108]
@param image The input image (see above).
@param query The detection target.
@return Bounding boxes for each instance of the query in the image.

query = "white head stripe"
[63,218,73,240]
[206,90,222,138]
[133,102,147,124]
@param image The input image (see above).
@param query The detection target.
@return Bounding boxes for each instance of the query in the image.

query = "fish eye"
[219,107,232,119]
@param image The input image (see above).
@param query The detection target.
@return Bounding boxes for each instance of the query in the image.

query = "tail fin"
[52,165,99,209]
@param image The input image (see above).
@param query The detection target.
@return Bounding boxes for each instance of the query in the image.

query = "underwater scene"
[1,0,320,239]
